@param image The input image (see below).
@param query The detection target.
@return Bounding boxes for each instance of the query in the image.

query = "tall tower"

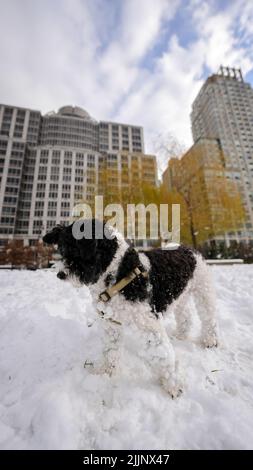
[0,105,41,239]
[191,66,253,240]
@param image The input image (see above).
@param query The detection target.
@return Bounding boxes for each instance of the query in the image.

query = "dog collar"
[99,267,148,303]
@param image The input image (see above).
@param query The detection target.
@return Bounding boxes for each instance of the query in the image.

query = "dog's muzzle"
[57,270,67,280]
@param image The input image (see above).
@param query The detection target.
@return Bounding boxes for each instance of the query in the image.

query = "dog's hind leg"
[134,312,183,398]
[173,292,193,341]
[192,255,218,348]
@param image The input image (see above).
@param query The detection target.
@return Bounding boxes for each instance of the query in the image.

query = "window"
[39,166,47,174]
[7,177,19,185]
[2,206,16,214]
[35,201,44,209]
[49,184,58,191]
[47,220,56,229]
[33,220,43,230]
[76,153,84,161]
[5,186,18,194]
[61,201,70,208]
[38,174,46,181]
[64,151,72,158]
[62,184,71,191]
[1,216,15,224]
[36,192,45,198]
[9,159,22,167]
[4,196,17,204]
[35,210,43,217]
[8,168,21,175]
[47,210,56,217]
[51,166,59,174]
[48,201,57,208]
[37,183,46,191]
[52,150,61,158]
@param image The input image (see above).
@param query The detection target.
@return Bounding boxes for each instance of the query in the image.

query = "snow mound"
[0,266,253,450]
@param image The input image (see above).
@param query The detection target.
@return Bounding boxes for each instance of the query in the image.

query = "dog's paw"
[202,334,218,348]
[175,332,188,342]
[170,386,183,399]
[83,359,106,374]
[84,357,116,377]
[160,375,183,399]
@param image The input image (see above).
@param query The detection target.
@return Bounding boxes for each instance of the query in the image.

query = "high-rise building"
[163,138,244,246]
[191,66,253,240]
[0,104,157,245]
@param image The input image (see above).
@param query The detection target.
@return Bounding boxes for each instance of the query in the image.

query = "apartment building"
[191,66,253,240]
[0,105,157,244]
[163,138,244,246]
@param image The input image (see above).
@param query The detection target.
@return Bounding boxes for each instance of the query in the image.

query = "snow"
[0,265,253,450]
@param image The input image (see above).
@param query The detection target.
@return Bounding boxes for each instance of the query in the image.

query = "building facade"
[163,138,244,246]
[0,105,157,244]
[191,66,253,241]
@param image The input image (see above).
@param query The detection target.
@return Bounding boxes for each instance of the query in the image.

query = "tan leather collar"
[99,267,148,303]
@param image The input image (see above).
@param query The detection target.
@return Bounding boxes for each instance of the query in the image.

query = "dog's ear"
[43,225,63,245]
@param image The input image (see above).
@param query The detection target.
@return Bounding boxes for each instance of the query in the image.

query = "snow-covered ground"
[0,265,253,450]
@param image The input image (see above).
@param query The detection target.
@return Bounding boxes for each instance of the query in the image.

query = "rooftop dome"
[57,106,96,121]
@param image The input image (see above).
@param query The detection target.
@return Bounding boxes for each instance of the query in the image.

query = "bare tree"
[152,131,186,174]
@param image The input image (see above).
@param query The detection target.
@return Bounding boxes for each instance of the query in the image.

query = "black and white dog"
[43,219,218,397]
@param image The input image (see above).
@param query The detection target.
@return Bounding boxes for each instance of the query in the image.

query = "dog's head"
[43,219,119,285]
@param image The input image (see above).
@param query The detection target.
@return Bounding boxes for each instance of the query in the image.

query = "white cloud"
[115,0,253,171]
[0,0,253,173]
[191,0,253,72]
[0,0,179,118]
[0,0,97,110]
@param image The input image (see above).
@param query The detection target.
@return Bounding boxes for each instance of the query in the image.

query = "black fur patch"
[143,247,197,313]
[114,246,196,313]
[114,247,149,302]
[43,220,118,285]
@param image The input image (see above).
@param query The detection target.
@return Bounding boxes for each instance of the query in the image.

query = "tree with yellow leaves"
[163,138,245,247]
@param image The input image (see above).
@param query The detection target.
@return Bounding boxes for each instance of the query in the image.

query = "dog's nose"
[57,271,67,280]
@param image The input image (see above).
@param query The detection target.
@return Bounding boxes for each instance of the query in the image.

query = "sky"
[0,0,253,171]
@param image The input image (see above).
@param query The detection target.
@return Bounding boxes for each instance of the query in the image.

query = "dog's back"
[141,246,197,313]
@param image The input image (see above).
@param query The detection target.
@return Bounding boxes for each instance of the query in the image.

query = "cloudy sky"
[1,0,253,169]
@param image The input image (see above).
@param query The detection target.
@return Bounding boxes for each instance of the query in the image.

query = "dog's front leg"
[135,313,183,398]
[89,317,122,377]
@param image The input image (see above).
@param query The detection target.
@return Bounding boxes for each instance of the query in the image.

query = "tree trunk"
[190,215,197,249]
